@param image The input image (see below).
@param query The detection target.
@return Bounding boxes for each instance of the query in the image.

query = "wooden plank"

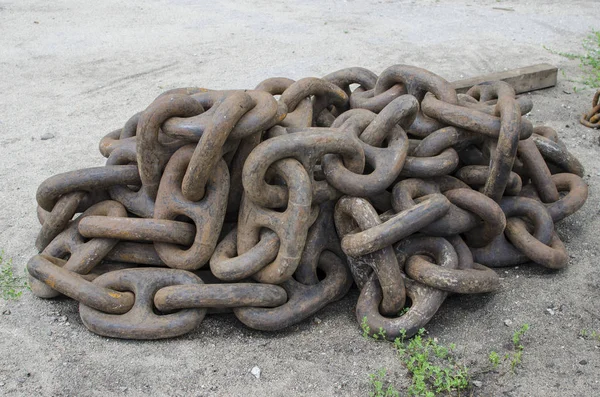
[451,63,558,95]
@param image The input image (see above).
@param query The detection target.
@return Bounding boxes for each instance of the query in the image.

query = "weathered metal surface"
[580,89,600,128]
[27,64,588,340]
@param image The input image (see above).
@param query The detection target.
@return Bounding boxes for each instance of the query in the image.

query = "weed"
[488,351,500,369]
[368,368,400,397]
[362,316,372,339]
[483,324,530,375]
[510,350,523,372]
[544,30,600,88]
[365,327,470,396]
[398,306,410,316]
[394,329,470,396]
[507,324,529,372]
[361,316,387,341]
[512,323,529,350]
[0,251,28,300]
[580,329,600,342]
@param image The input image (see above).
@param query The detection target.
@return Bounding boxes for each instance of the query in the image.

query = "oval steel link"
[28,254,134,314]
[79,268,206,339]
[153,145,229,270]
[334,197,406,316]
[233,251,351,331]
[237,159,315,284]
[30,200,128,298]
[519,173,588,222]
[210,227,280,282]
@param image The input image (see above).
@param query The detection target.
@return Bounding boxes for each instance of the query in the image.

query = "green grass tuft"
[0,251,28,300]
[545,30,600,88]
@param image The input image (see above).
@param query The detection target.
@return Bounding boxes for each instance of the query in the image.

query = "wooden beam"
[451,63,558,95]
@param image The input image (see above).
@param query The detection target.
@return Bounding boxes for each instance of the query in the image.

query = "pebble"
[313,317,322,325]
[473,380,483,388]
[579,359,588,365]
[546,308,556,316]
[119,386,128,392]
[0,382,4,386]
[2,309,10,315]
[41,133,55,140]
[250,366,261,379]
[504,319,513,326]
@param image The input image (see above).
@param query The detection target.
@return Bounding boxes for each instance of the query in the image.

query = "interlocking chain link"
[28,65,588,340]
[580,89,600,128]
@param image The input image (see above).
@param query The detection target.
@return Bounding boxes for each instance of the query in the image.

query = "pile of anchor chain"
[28,65,588,340]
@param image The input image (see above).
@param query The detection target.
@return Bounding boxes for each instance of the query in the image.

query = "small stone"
[119,386,128,392]
[313,317,322,324]
[47,331,52,336]
[59,316,67,322]
[250,366,261,379]
[2,309,10,315]
[473,380,483,388]
[0,382,4,386]
[41,133,55,140]
[546,308,555,316]
[579,359,588,365]
[504,319,513,327]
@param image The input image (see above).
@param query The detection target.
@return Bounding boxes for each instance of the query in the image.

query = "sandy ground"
[1,0,599,396]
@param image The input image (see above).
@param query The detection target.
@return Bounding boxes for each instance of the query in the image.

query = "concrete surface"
[0,0,599,396]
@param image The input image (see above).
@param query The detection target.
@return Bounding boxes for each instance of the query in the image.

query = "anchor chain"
[29,65,588,340]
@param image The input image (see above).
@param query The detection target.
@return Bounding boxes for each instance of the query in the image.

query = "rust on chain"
[30,200,128,299]
[26,64,588,340]
[233,251,351,331]
[400,236,500,294]
[79,268,206,339]
[334,197,406,316]
[580,89,600,129]
[153,145,229,270]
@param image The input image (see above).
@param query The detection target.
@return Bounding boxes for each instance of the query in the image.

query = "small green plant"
[545,30,600,88]
[361,317,387,341]
[368,368,400,397]
[478,324,530,376]
[393,329,470,396]
[0,252,28,300]
[488,351,500,369]
[512,324,529,349]
[580,329,600,341]
[509,324,529,372]
[361,316,371,339]
[398,307,410,316]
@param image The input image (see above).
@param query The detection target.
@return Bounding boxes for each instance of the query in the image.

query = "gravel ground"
[0,0,599,396]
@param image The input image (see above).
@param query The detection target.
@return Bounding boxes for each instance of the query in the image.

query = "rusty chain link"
[580,89,600,129]
[28,65,588,340]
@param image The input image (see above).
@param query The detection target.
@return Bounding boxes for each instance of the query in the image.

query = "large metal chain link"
[28,65,589,340]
